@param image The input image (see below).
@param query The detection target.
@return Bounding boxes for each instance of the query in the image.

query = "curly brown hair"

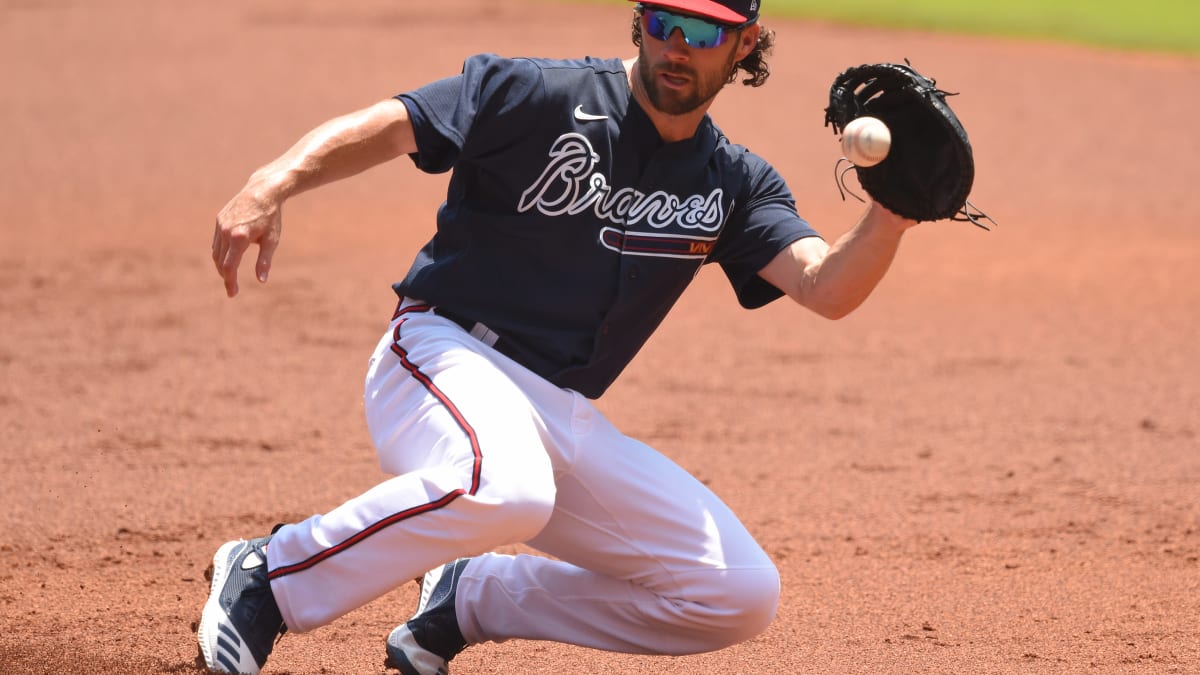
[631,6,774,87]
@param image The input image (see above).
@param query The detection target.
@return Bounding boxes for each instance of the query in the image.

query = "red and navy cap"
[632,0,760,24]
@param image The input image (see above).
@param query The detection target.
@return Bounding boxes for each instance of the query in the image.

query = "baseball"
[841,116,891,167]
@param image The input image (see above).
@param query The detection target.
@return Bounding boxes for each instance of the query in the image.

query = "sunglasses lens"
[644,9,726,48]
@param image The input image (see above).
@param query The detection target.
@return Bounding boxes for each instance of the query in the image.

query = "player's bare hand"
[212,188,283,298]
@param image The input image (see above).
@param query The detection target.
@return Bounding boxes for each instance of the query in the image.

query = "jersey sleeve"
[710,157,821,309]
[395,53,544,174]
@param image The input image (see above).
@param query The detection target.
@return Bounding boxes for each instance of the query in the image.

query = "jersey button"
[601,324,610,335]
[627,267,639,280]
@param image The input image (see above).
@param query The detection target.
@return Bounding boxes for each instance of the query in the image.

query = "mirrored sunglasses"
[639,4,750,49]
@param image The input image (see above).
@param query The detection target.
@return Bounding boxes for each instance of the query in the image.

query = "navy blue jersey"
[395,54,820,398]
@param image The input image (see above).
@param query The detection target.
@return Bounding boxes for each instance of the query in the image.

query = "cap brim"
[633,0,752,24]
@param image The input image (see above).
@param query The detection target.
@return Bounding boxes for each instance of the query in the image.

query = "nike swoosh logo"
[574,105,608,122]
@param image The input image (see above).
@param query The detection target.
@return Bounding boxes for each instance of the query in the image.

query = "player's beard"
[637,43,738,116]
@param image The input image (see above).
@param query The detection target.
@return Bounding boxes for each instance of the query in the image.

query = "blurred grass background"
[602,0,1200,55]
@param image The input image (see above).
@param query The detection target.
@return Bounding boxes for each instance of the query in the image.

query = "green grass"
[590,0,1200,55]
[764,0,1200,55]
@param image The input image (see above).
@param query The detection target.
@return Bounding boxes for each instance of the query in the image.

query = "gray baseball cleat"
[197,535,287,674]
[385,558,471,675]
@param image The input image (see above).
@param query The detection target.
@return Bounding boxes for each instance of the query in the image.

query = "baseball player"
[200,1,920,673]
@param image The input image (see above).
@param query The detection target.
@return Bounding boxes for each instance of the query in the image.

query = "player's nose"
[663,27,691,57]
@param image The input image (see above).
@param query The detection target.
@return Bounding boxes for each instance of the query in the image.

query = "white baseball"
[841,116,891,167]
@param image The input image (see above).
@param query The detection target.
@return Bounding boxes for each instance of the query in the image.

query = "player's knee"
[678,565,781,651]
[471,456,557,543]
[493,485,556,542]
[719,565,780,645]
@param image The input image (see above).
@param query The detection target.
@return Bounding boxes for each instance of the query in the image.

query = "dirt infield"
[2,0,1197,673]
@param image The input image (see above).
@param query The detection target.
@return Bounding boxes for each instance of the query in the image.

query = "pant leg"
[453,399,781,655]
[267,309,564,632]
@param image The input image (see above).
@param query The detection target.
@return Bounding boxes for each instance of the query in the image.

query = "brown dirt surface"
[2,0,1198,673]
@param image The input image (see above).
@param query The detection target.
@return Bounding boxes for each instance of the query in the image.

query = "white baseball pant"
[265,299,780,654]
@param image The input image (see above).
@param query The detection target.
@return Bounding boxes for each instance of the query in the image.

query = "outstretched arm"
[758,202,917,319]
[212,97,415,297]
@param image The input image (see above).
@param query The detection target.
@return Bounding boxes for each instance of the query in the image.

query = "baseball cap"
[632,0,760,24]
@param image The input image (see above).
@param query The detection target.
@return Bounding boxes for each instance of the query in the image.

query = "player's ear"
[734,23,759,61]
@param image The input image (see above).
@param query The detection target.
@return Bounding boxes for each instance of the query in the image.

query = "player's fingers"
[211,223,222,266]
[213,217,237,276]
[219,232,252,298]
[255,231,280,284]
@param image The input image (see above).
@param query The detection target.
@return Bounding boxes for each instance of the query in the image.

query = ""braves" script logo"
[517,133,726,232]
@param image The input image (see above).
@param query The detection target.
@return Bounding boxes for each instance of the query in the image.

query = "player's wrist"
[868,201,918,232]
[245,165,296,207]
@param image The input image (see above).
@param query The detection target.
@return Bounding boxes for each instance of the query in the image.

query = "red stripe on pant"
[267,314,483,581]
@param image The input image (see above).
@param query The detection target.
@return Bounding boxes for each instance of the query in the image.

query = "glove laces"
[833,157,997,230]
